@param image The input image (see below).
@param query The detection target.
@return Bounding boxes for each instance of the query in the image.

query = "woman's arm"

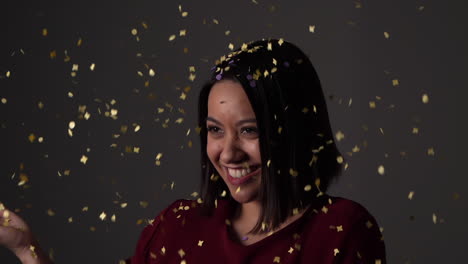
[0,203,53,264]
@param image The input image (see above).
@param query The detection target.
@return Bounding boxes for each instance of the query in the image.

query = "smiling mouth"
[225,166,261,186]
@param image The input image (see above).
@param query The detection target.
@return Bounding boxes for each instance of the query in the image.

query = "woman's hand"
[0,203,52,264]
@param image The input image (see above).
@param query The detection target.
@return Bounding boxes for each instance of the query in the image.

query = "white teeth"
[228,167,254,178]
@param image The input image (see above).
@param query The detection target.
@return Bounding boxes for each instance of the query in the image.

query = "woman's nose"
[220,135,245,164]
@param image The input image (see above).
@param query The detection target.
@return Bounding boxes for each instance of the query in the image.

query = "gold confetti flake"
[68,92,74,98]
[6,71,11,78]
[178,249,186,258]
[169,35,176,41]
[304,185,312,191]
[28,133,36,143]
[47,209,55,216]
[77,38,83,47]
[288,247,294,254]
[42,28,48,36]
[412,127,419,134]
[309,25,316,33]
[336,156,344,164]
[366,220,373,229]
[80,155,88,164]
[82,206,89,212]
[321,206,328,214]
[422,94,429,104]
[120,203,128,208]
[377,165,385,175]
[432,213,437,224]
[236,186,241,193]
[68,217,73,223]
[1,98,6,104]
[99,212,107,221]
[49,50,57,59]
[267,159,271,167]
[179,29,187,36]
[273,256,281,263]
[278,38,284,46]
[334,248,340,256]
[335,130,344,141]
[427,147,435,156]
[384,32,390,39]
[90,226,96,232]
[289,168,298,176]
[89,63,96,71]
[369,101,376,108]
[220,190,227,197]
[336,225,343,232]
[139,201,149,208]
[225,30,231,35]
[198,240,204,246]
[131,28,138,35]
[181,11,188,17]
[228,43,234,50]
[392,79,399,86]
[375,260,382,264]
[69,121,76,129]
[181,260,187,264]
[408,191,415,200]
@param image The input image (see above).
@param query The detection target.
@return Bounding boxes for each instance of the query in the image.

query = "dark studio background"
[1,0,467,263]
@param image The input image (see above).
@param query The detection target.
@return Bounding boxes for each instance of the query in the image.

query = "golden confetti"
[321,206,328,213]
[288,247,294,254]
[289,168,298,177]
[236,186,241,193]
[82,206,89,212]
[408,191,415,200]
[427,147,435,156]
[99,212,107,221]
[179,29,187,36]
[336,156,344,164]
[49,50,57,59]
[377,165,385,175]
[77,38,82,46]
[178,249,186,258]
[139,201,149,208]
[412,127,419,134]
[80,155,88,164]
[68,217,73,223]
[392,79,399,86]
[336,225,343,232]
[304,185,312,191]
[84,112,91,120]
[47,209,55,216]
[228,43,234,50]
[42,28,48,36]
[422,94,429,104]
[335,130,344,141]
[384,32,390,39]
[278,38,284,46]
[334,248,340,256]
[198,240,204,246]
[432,213,437,224]
[69,121,76,129]
[1,98,6,104]
[149,68,155,77]
[181,11,188,17]
[309,25,316,33]
[89,63,96,71]
[278,126,282,134]
[273,256,281,263]
[369,101,376,109]
[131,28,138,35]
[28,133,36,143]
[169,35,176,41]
[6,71,11,78]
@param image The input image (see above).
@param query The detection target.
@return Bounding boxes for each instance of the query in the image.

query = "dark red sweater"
[128,195,386,264]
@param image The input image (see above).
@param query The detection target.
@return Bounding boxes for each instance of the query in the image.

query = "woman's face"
[206,79,262,204]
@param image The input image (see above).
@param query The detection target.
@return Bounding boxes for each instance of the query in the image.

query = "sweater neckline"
[222,196,327,249]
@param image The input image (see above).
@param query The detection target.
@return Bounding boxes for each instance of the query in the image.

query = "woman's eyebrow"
[206,117,257,126]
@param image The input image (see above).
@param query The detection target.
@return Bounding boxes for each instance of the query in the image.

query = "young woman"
[0,39,386,264]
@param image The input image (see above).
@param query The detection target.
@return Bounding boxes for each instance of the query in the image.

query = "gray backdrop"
[1,0,467,263]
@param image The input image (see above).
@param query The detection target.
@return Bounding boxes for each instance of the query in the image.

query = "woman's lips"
[225,166,261,186]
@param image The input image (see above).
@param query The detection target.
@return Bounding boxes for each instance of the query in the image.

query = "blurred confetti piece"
[378,165,385,175]
[111,214,116,222]
[149,69,155,77]
[335,130,344,142]
[90,63,96,71]
[392,79,399,86]
[336,156,344,164]
[432,213,437,224]
[47,209,55,216]
[427,147,435,156]
[384,32,390,39]
[28,133,36,143]
[99,212,106,221]
[77,38,83,47]
[131,28,138,36]
[6,71,11,78]
[309,25,316,33]
[169,35,176,41]
[304,185,312,191]
[408,191,415,200]
[228,43,234,50]
[50,50,57,59]
[69,121,76,129]
[179,29,187,36]
[422,94,429,104]
[1,98,6,104]
[42,28,48,36]
[80,155,88,164]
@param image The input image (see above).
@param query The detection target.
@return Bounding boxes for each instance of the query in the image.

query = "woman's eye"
[207,126,222,133]
[241,127,258,134]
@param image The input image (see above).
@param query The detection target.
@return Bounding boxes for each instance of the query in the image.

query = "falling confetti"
[309,25,316,33]
[422,94,429,104]
[378,165,385,175]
